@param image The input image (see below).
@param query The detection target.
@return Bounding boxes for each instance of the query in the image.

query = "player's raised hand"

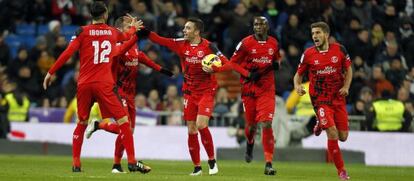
[339,87,349,96]
[43,72,52,90]
[295,85,306,96]
[202,65,214,73]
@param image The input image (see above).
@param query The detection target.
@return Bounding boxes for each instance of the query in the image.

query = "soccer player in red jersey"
[293,21,352,180]
[85,16,173,173]
[203,16,280,175]
[43,1,147,173]
[136,18,226,176]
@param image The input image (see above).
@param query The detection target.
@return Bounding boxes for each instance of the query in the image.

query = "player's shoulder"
[267,36,278,43]
[331,42,349,54]
[303,45,317,55]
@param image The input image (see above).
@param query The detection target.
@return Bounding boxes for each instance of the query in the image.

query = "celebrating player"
[203,16,280,175]
[136,17,225,176]
[85,16,173,173]
[293,21,352,180]
[43,1,146,173]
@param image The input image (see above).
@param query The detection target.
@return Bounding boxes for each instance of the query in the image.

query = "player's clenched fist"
[339,87,349,97]
[295,85,306,96]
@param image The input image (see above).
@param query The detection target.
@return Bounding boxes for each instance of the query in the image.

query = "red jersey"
[230,35,280,96]
[149,32,224,94]
[48,24,137,85]
[296,43,352,106]
[113,44,161,97]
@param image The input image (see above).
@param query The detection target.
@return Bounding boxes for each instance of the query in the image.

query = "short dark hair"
[187,17,204,33]
[90,1,108,20]
[310,21,330,34]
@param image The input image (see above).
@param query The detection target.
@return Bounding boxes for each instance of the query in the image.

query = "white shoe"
[111,164,126,173]
[208,163,218,175]
[189,166,202,176]
[86,119,99,139]
[111,168,126,174]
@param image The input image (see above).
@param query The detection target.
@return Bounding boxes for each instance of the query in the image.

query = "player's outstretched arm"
[113,35,138,58]
[293,72,306,96]
[44,37,80,90]
[137,51,173,77]
[147,31,179,52]
[339,66,352,96]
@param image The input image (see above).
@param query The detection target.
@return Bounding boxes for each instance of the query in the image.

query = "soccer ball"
[201,54,222,68]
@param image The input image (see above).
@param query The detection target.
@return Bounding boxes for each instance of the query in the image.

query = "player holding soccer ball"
[203,16,280,175]
[136,17,230,176]
[293,21,352,180]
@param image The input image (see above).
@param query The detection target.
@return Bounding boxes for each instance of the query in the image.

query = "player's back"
[77,23,122,85]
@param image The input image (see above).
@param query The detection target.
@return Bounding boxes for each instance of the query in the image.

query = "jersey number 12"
[92,40,111,64]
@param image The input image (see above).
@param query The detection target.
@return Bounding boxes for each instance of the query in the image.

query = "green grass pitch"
[0,154,413,181]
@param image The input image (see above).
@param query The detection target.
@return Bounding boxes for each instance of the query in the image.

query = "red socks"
[99,122,120,134]
[328,139,345,173]
[114,134,124,164]
[188,133,200,166]
[119,122,136,164]
[72,123,87,167]
[199,127,215,160]
[262,127,275,163]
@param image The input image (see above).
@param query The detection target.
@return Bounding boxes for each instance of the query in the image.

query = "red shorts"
[183,91,215,121]
[77,82,126,122]
[119,94,136,128]
[315,104,349,131]
[242,91,275,124]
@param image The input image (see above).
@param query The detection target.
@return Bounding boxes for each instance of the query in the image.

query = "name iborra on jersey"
[89,29,113,36]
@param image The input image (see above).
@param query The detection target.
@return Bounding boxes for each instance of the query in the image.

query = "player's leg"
[184,95,202,176]
[242,96,257,163]
[317,105,348,180]
[72,85,94,172]
[334,105,350,180]
[197,93,218,175]
[257,94,276,175]
[95,83,143,173]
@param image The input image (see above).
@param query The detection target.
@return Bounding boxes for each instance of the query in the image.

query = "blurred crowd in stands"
[0,0,413,132]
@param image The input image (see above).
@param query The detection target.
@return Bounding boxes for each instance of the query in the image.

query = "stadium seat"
[36,24,49,35]
[16,24,36,36]
[4,35,24,58]
[61,25,79,36]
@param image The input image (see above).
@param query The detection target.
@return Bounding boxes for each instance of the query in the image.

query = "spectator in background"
[45,20,62,52]
[136,63,165,96]
[377,4,399,33]
[208,0,234,49]
[167,98,183,126]
[0,32,10,66]
[370,23,385,52]
[214,87,231,117]
[400,17,414,66]
[52,35,68,59]
[51,0,77,25]
[343,17,362,51]
[275,50,294,96]
[281,13,307,50]
[163,84,178,111]
[130,0,157,31]
[385,58,407,88]
[349,56,371,104]
[7,48,40,103]
[285,81,314,117]
[29,36,48,64]
[162,64,183,95]
[371,65,395,98]
[27,0,50,24]
[223,2,253,55]
[348,29,374,63]
[331,0,349,35]
[375,42,408,71]
[350,0,372,28]
[367,90,412,132]
[106,0,127,26]
[157,1,178,37]
[0,93,9,138]
[135,93,151,112]
[147,89,164,111]
[4,88,30,122]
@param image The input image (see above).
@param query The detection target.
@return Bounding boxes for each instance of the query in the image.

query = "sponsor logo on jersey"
[185,56,202,64]
[89,29,113,36]
[331,56,338,63]
[268,48,274,55]
[197,51,204,58]
[184,50,190,55]
[316,66,337,75]
[252,56,271,64]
